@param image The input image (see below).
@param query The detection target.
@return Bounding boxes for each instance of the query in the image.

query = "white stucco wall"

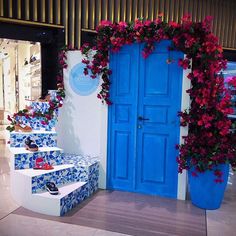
[56,51,108,189]
[177,66,191,200]
[56,50,190,198]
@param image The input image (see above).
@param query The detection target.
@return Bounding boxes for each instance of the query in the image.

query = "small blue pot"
[188,164,229,210]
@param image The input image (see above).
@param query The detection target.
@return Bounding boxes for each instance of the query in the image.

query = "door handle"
[138,116,150,121]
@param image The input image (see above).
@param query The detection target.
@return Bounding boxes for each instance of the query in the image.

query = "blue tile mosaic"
[61,154,100,196]
[14,100,59,131]
[88,162,99,195]
[60,184,89,216]
[15,150,62,169]
[30,154,100,196]
[32,166,75,193]
[10,121,100,216]
[30,102,51,114]
[15,115,57,131]
[10,133,57,148]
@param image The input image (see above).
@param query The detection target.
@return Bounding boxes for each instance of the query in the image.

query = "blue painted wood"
[107,43,139,191]
[108,41,183,198]
[188,164,229,209]
[136,41,183,198]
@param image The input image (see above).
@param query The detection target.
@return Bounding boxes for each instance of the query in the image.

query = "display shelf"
[33,181,87,200]
[15,164,74,177]
[10,146,62,155]
[9,102,99,216]
[11,130,56,134]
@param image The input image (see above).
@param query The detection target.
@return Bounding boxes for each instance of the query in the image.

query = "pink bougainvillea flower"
[79,16,236,181]
[100,20,112,27]
[228,76,236,88]
[178,58,190,69]
[118,21,127,28]
[169,21,179,28]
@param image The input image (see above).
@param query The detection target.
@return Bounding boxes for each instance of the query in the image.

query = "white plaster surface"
[177,63,191,200]
[56,51,108,189]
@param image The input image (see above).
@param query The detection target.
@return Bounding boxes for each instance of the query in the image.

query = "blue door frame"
[107,41,183,198]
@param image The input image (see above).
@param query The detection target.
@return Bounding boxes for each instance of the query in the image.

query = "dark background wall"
[0,0,235,50]
[0,21,64,92]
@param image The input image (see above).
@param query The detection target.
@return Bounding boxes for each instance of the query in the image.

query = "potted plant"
[177,75,236,210]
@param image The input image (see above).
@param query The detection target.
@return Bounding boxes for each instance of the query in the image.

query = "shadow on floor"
[13,190,206,236]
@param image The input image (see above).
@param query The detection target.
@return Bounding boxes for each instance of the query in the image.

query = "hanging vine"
[81,15,236,181]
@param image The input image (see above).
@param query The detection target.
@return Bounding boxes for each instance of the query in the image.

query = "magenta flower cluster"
[81,15,236,181]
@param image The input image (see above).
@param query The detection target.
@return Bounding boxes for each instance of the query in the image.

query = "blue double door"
[107,41,183,198]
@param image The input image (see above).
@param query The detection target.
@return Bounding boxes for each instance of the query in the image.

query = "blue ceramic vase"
[188,164,229,210]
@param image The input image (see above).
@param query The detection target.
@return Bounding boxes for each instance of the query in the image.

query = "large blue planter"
[188,164,229,210]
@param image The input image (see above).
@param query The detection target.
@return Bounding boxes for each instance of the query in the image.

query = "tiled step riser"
[88,162,99,196]
[15,150,62,169]
[28,99,59,115]
[32,167,75,193]
[70,163,99,195]
[30,102,51,114]
[61,155,99,195]
[15,115,57,131]
[23,100,59,131]
[60,184,89,216]
[31,163,99,195]
[10,133,57,148]
[60,154,100,196]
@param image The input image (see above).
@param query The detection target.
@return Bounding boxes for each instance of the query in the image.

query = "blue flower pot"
[188,164,229,210]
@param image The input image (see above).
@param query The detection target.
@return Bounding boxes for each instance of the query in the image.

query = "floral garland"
[81,15,236,181]
[6,45,73,132]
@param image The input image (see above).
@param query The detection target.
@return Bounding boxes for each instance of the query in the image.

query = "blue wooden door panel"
[136,41,183,197]
[108,40,183,198]
[107,44,139,191]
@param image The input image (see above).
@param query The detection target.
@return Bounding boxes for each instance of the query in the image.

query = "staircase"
[9,100,99,216]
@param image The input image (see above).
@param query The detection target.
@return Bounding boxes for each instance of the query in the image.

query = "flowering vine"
[81,15,236,181]
[6,45,75,132]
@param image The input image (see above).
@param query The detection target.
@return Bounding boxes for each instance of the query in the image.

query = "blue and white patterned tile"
[14,150,62,169]
[60,184,89,216]
[61,153,100,167]
[29,117,57,131]
[10,132,57,148]
[30,102,50,114]
[60,154,100,184]
[14,115,57,131]
[14,115,31,127]
[60,153,100,196]
[88,162,99,195]
[31,167,75,193]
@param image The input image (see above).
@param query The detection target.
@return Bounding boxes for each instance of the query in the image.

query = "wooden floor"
[13,190,206,236]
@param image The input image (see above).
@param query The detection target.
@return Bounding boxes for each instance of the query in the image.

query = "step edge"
[15,164,74,177]
[10,147,63,155]
[10,130,57,135]
[33,181,87,200]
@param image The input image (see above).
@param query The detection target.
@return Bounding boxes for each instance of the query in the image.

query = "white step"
[10,146,62,155]
[11,130,56,135]
[12,168,88,216]
[34,181,87,199]
[31,181,88,216]
[15,164,74,177]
